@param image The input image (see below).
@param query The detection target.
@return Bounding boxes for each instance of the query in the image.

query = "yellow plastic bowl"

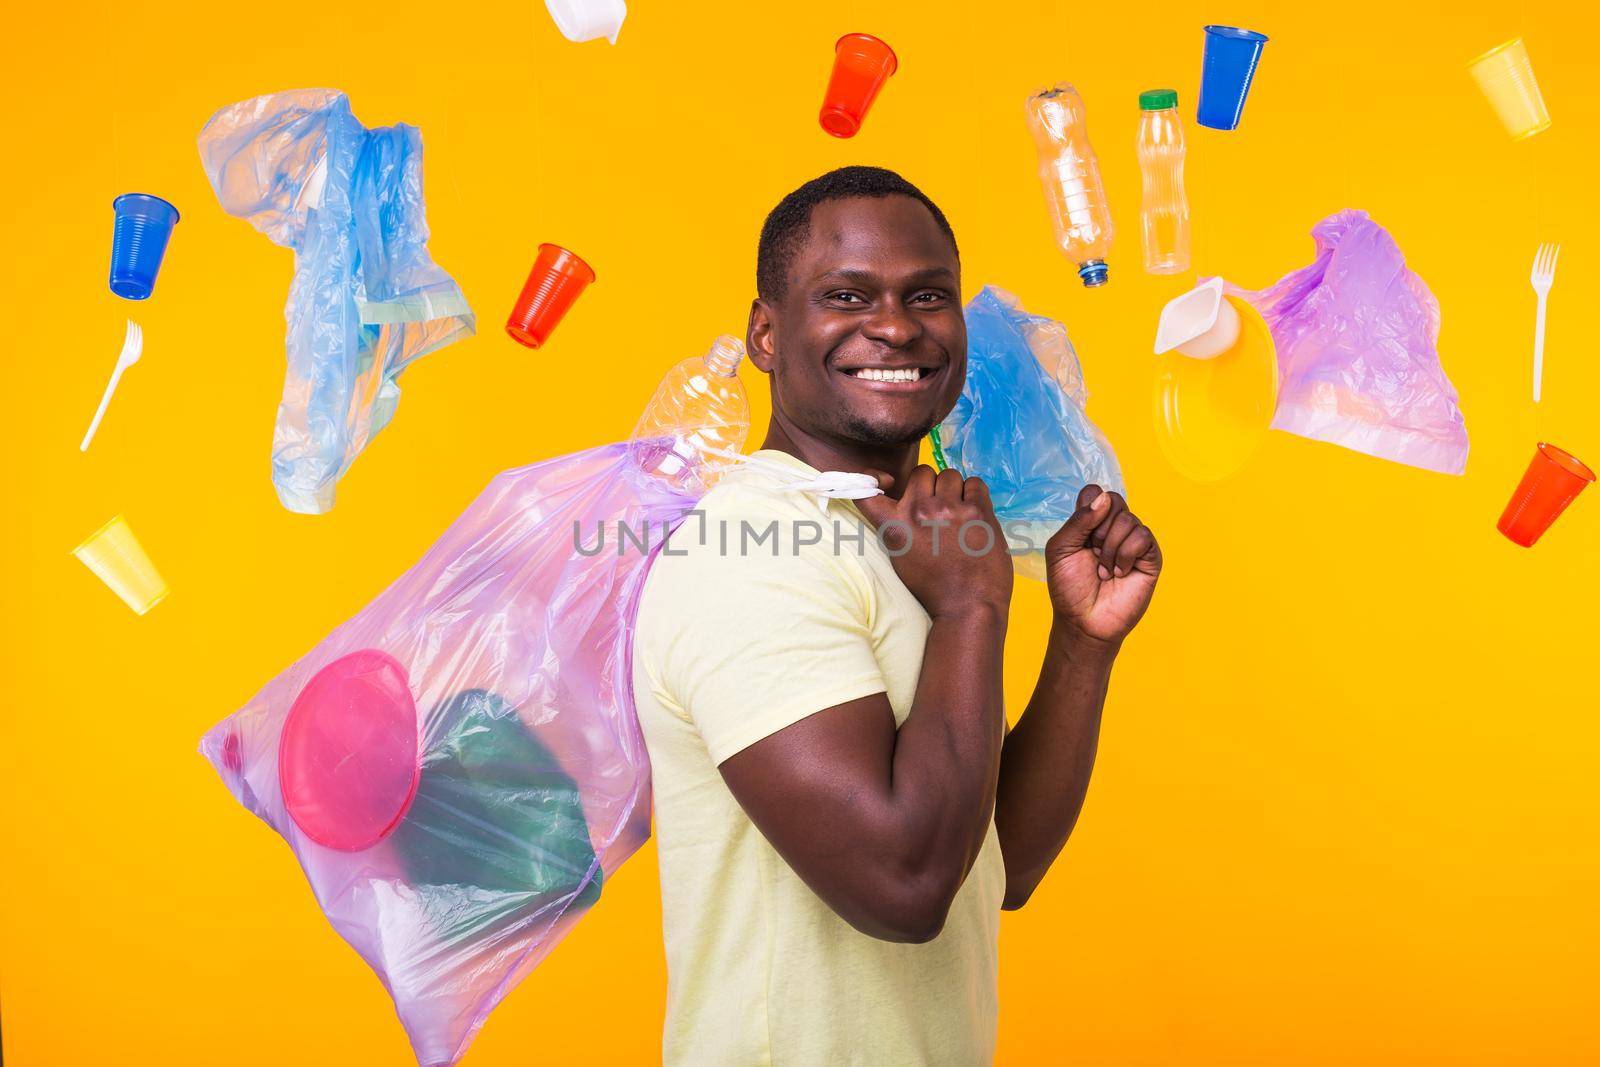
[1153,295,1278,483]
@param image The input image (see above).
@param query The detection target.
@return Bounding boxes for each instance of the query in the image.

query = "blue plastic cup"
[1197,26,1269,131]
[109,193,180,300]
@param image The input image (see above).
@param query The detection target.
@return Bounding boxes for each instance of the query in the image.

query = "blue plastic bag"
[936,287,1124,580]
[199,90,476,513]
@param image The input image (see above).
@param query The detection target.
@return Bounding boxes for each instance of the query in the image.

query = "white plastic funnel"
[545,0,627,44]
[1153,277,1241,360]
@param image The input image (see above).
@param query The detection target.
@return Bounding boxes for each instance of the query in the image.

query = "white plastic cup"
[545,0,627,44]
[1154,278,1241,360]
[73,514,170,615]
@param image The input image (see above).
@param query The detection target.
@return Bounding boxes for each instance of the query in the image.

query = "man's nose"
[861,301,922,348]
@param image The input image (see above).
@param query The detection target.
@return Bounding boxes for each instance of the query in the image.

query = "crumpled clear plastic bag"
[935,286,1124,580]
[198,89,476,514]
[200,442,697,1066]
[1228,209,1469,475]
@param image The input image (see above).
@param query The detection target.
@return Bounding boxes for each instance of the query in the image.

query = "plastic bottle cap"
[1140,89,1178,110]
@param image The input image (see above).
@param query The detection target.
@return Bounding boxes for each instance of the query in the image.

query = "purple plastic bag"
[1230,210,1469,474]
[200,442,696,1066]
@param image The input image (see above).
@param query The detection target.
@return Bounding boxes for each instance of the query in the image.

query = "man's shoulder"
[663,476,849,557]
[694,472,832,523]
[638,479,872,620]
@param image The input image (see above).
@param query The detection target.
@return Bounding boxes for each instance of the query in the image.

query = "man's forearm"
[993,620,1117,908]
[887,605,1009,896]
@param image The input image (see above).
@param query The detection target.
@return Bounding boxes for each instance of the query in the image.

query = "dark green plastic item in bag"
[393,690,603,929]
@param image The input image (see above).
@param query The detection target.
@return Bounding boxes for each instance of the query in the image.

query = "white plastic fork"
[81,320,143,451]
[1530,242,1559,403]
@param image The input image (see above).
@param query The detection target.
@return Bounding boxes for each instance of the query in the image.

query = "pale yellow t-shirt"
[632,449,1006,1066]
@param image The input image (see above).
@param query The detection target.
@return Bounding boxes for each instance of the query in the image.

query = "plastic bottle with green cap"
[1137,88,1191,274]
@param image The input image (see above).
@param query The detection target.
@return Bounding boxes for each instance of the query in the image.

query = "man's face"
[750,195,966,448]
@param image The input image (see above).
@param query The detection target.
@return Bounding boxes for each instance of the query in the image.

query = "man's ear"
[746,298,776,374]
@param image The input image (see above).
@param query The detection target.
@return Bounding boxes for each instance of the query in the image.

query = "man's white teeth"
[851,367,923,382]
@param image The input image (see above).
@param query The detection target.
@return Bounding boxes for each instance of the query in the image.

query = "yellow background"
[3,0,1597,1063]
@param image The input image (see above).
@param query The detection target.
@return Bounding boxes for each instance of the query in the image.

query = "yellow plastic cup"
[1467,38,1551,142]
[72,515,170,615]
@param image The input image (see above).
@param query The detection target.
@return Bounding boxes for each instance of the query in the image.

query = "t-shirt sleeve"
[646,525,889,766]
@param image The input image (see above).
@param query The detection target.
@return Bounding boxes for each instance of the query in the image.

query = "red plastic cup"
[1497,442,1596,547]
[819,33,898,138]
[506,244,596,349]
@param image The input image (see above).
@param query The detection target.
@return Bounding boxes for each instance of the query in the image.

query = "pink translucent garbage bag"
[1229,210,1469,474]
[200,442,696,1066]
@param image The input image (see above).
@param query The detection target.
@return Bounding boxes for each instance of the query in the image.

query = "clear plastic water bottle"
[630,335,750,493]
[1137,89,1191,275]
[1025,83,1115,288]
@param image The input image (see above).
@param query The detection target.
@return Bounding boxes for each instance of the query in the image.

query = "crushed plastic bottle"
[1025,83,1115,287]
[630,335,750,493]
[1137,89,1191,275]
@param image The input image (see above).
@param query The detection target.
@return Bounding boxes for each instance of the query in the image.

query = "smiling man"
[631,166,1162,1065]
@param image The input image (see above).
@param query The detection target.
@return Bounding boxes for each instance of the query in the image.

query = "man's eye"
[827,292,866,304]
[911,291,950,305]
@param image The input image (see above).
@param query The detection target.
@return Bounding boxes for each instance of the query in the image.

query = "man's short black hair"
[756,166,958,302]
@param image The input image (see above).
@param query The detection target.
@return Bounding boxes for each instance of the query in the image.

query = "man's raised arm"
[995,487,1162,909]
[719,466,1013,942]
